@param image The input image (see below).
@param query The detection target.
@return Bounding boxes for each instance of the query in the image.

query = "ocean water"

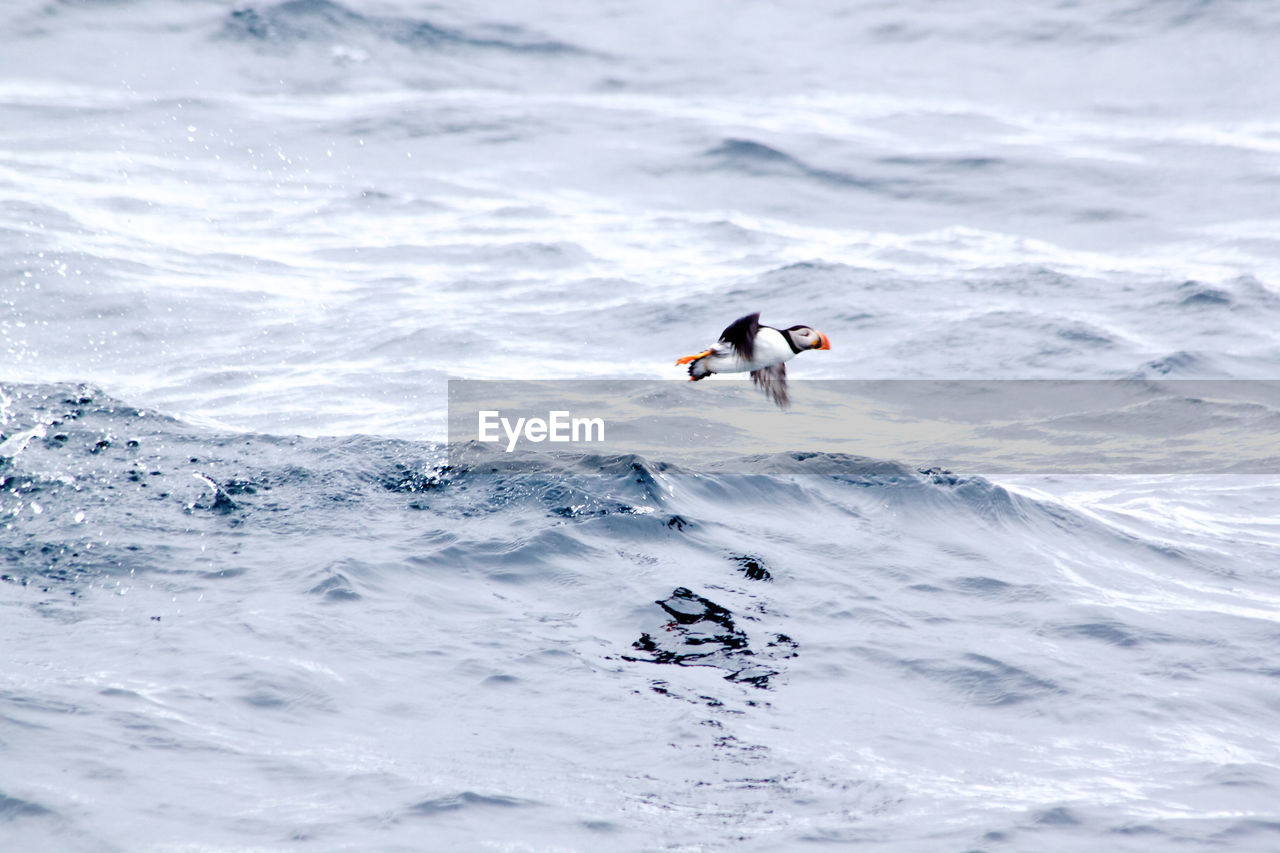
[3,1,1280,850]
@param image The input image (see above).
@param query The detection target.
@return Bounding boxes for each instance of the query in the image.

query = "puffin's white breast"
[702,327,795,374]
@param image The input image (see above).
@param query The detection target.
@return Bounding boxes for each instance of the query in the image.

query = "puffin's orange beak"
[816,332,831,351]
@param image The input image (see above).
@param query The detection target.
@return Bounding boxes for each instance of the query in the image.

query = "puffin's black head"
[784,325,831,352]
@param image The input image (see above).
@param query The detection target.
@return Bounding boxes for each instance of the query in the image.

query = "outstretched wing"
[718,312,761,362]
[751,363,789,408]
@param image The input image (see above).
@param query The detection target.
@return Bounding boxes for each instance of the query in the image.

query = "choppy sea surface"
[3,1,1280,850]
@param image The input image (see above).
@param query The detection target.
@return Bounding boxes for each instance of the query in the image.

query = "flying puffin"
[675,312,831,407]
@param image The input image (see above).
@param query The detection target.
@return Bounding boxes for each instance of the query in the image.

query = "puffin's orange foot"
[675,349,713,366]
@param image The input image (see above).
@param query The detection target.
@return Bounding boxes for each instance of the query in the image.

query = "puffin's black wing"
[751,363,789,408]
[719,312,761,361]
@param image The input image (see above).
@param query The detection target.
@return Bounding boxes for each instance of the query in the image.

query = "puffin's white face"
[788,326,832,351]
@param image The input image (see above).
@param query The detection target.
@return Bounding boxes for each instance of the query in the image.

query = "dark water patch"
[704,138,917,196]
[878,155,1004,171]
[0,692,80,716]
[240,690,290,710]
[1050,620,1141,647]
[0,791,54,822]
[482,674,518,686]
[705,138,797,167]
[1056,322,1116,346]
[1104,1,1280,35]
[896,652,1063,706]
[636,679,739,710]
[951,575,1010,594]
[658,586,737,627]
[1210,818,1280,840]
[307,572,360,602]
[1177,280,1233,307]
[865,20,931,42]
[407,791,536,816]
[1072,207,1134,222]
[706,731,772,763]
[1134,350,1213,377]
[732,555,771,581]
[949,575,1047,601]
[624,587,796,688]
[1032,805,1081,826]
[234,672,336,714]
[217,478,260,496]
[219,0,583,55]
[1110,822,1161,835]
